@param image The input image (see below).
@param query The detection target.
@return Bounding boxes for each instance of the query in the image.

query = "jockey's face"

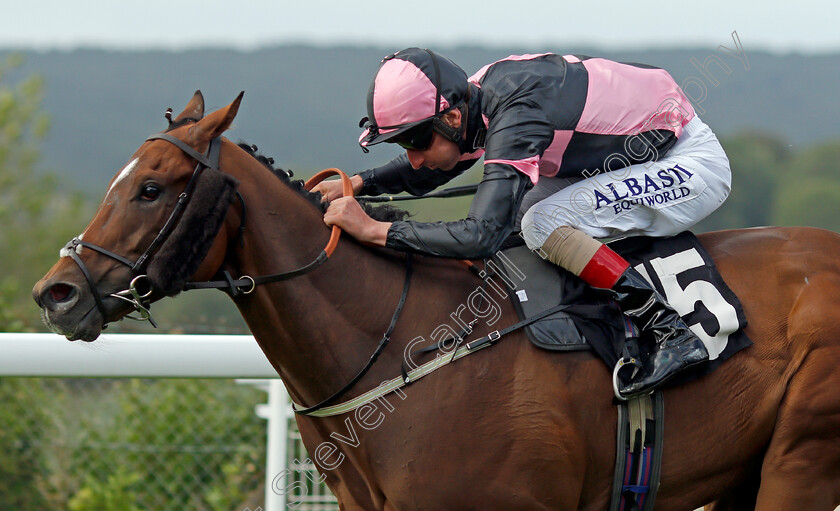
[405,131,462,171]
[404,109,462,171]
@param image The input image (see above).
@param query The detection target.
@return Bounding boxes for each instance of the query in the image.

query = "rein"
[185,167,353,294]
[356,183,479,203]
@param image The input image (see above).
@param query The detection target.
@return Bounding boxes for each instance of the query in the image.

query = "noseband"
[62,133,223,327]
[62,131,354,329]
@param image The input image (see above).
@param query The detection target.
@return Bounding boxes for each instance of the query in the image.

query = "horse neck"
[220,145,409,405]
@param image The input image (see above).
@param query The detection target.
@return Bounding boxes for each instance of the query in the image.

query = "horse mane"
[236,142,410,223]
[161,117,407,222]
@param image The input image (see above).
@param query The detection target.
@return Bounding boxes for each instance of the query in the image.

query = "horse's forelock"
[165,117,202,132]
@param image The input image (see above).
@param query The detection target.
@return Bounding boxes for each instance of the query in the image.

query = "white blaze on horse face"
[59,158,140,259]
[107,158,140,195]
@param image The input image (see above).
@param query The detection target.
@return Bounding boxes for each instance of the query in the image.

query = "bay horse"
[33,92,840,510]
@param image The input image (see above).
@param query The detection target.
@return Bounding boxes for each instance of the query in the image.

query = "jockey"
[315,48,732,398]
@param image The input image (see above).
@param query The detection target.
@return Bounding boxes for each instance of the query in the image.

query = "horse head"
[33,91,244,341]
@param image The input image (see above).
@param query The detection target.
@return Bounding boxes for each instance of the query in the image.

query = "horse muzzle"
[33,258,158,341]
[33,277,104,341]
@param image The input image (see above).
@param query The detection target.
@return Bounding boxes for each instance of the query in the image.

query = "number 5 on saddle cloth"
[489,231,752,385]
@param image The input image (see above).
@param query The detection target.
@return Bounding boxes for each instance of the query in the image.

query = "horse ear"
[189,92,244,144]
[175,90,205,121]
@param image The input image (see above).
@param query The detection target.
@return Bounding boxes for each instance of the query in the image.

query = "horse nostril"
[50,283,73,302]
[48,283,76,304]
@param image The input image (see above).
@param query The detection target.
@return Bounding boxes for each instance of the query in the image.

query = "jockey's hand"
[311,175,364,202]
[324,196,391,246]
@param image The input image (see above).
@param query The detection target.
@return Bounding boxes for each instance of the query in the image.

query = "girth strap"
[465,303,571,351]
[609,391,664,511]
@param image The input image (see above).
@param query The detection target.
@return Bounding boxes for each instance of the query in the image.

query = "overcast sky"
[0,0,836,54]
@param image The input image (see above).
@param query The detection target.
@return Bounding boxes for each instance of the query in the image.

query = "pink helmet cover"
[359,48,468,148]
[372,58,451,130]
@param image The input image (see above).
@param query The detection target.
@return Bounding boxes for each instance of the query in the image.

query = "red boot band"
[578,245,630,289]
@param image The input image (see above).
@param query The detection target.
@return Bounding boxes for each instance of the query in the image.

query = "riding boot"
[538,227,709,397]
[606,265,709,397]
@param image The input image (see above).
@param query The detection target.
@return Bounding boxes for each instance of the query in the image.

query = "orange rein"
[304,170,477,273]
[304,168,354,257]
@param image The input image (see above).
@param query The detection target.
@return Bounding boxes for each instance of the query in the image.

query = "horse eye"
[140,184,161,201]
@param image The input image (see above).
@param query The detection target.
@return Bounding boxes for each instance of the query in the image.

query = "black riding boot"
[536,227,709,398]
[612,267,709,398]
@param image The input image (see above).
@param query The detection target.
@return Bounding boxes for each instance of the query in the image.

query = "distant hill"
[3,45,839,192]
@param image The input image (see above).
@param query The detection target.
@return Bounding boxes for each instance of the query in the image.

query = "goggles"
[358,100,465,152]
[389,110,465,151]
[390,120,436,151]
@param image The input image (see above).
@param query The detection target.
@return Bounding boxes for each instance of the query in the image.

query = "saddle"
[491,231,752,381]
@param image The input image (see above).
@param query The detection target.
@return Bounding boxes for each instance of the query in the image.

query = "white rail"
[0,333,278,377]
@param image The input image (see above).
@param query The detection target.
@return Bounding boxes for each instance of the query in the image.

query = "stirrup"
[612,357,642,402]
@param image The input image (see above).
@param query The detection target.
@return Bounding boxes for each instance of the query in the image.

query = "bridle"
[64,127,412,416]
[62,130,354,329]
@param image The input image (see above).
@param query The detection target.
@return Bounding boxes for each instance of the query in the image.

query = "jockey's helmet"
[358,48,469,152]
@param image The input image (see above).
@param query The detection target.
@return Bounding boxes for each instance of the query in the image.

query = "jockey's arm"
[357,153,477,196]
[360,103,551,259]
[321,154,483,248]
[326,102,548,255]
[384,163,530,259]
[314,154,476,202]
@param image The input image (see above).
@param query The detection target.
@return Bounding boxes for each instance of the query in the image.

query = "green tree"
[0,378,50,509]
[67,468,143,511]
[0,54,89,331]
[772,140,840,231]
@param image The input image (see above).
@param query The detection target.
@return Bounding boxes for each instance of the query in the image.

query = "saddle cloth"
[491,231,752,379]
